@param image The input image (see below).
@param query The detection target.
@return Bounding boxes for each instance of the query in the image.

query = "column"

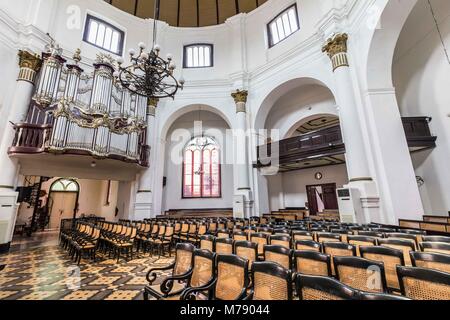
[0,50,42,253]
[231,90,254,218]
[134,98,158,220]
[322,34,380,223]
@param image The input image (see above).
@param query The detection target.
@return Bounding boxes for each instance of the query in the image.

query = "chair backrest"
[234,241,258,269]
[386,233,418,249]
[334,256,387,293]
[323,242,356,257]
[217,229,230,239]
[347,235,377,256]
[214,255,250,300]
[378,238,415,265]
[357,292,411,300]
[180,223,189,233]
[251,233,270,255]
[197,224,207,236]
[251,261,293,300]
[296,274,357,300]
[292,231,314,242]
[189,249,216,288]
[264,245,293,270]
[294,250,331,277]
[420,242,450,255]
[358,231,384,238]
[295,240,321,252]
[173,243,196,276]
[158,224,166,236]
[188,223,197,234]
[215,238,234,255]
[359,245,404,291]
[317,232,341,243]
[233,231,248,242]
[208,222,217,233]
[200,235,215,252]
[410,251,450,274]
[270,235,291,249]
[397,266,450,300]
[422,236,450,243]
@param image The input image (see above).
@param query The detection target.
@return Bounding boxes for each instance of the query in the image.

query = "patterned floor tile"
[103,290,142,300]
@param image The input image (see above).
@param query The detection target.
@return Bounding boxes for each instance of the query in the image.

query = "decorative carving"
[231,90,248,104]
[73,48,82,64]
[18,50,42,72]
[322,33,349,71]
[95,53,116,67]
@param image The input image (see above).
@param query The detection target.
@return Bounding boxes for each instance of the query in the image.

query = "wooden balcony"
[256,117,437,172]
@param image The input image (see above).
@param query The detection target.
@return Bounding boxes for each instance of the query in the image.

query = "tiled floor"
[0,244,174,300]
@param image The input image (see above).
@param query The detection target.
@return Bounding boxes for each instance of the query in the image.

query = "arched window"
[50,178,79,192]
[183,137,221,198]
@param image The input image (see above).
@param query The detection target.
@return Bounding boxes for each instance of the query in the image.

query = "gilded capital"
[231,90,248,104]
[322,33,349,71]
[147,97,159,107]
[18,50,42,72]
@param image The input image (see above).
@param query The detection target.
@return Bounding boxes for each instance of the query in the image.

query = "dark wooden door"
[306,186,319,216]
[322,184,338,210]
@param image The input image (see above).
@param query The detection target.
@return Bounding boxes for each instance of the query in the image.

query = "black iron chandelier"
[116,0,184,100]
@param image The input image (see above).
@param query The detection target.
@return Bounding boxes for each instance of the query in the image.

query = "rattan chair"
[264,245,293,270]
[323,242,356,276]
[250,233,270,258]
[359,245,404,292]
[234,241,258,270]
[270,235,291,249]
[162,249,217,300]
[420,242,450,255]
[396,266,450,300]
[296,274,357,300]
[295,240,322,252]
[153,224,175,257]
[294,250,332,277]
[410,251,450,274]
[292,231,314,242]
[181,254,250,300]
[378,238,415,266]
[386,233,418,249]
[233,231,248,242]
[144,243,195,300]
[357,231,384,238]
[215,238,234,255]
[200,235,215,252]
[216,229,230,239]
[357,292,411,300]
[246,261,293,300]
[334,256,388,293]
[347,235,377,256]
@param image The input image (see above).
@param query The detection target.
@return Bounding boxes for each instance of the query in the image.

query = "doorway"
[47,179,79,229]
[306,183,338,216]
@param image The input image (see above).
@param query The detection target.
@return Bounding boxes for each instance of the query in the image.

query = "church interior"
[0,0,449,302]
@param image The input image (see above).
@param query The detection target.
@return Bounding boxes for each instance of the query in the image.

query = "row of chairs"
[60,222,101,264]
[144,243,450,300]
[96,221,137,262]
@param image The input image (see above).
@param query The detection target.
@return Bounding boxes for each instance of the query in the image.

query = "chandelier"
[116,0,184,100]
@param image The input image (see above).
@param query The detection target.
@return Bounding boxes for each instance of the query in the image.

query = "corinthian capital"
[322,33,349,71]
[231,90,248,104]
[18,50,42,72]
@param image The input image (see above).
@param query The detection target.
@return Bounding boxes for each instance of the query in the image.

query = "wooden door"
[49,192,77,229]
[322,184,338,210]
[306,186,319,216]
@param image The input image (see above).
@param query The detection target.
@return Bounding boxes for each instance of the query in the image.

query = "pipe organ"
[27,50,148,165]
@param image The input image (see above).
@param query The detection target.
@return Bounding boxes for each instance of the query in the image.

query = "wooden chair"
[200,235,215,252]
[153,224,175,257]
[294,250,332,277]
[181,254,250,300]
[295,240,322,252]
[246,261,293,300]
[144,243,195,300]
[317,232,341,243]
[360,245,404,292]
[378,238,415,266]
[216,229,230,239]
[264,245,293,270]
[357,292,410,300]
[347,235,377,256]
[386,233,418,249]
[358,231,384,238]
[233,231,248,242]
[396,266,450,300]
[410,251,450,274]
[270,234,291,249]
[234,241,258,270]
[421,236,450,243]
[292,231,314,242]
[334,256,388,293]
[296,274,357,300]
[420,242,450,255]
[323,242,356,276]
[250,233,270,258]
[215,238,234,255]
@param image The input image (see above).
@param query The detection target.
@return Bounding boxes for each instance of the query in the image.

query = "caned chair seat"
[397,266,450,300]
[264,245,293,270]
[296,274,358,300]
[249,262,293,301]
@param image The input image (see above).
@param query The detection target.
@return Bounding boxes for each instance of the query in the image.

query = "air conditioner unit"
[0,193,19,253]
[336,188,366,224]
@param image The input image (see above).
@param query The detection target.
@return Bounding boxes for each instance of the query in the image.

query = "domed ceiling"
[104,0,268,27]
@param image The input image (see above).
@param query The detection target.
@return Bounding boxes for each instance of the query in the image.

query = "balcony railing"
[8,50,150,167]
[256,117,437,169]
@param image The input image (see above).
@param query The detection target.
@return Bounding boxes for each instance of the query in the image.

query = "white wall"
[162,110,234,211]
[393,0,450,215]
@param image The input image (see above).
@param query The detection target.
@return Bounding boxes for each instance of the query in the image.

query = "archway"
[47,178,80,229]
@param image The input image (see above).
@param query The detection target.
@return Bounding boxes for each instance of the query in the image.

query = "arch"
[50,178,80,192]
[365,0,419,89]
[160,103,233,140]
[254,77,337,131]
[284,113,340,139]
